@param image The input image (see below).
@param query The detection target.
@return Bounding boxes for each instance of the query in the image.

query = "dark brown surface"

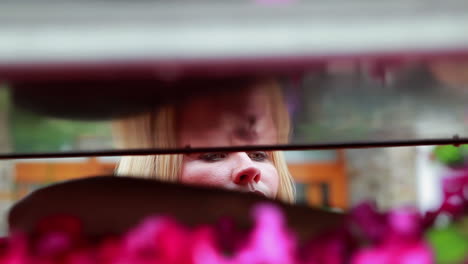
[9,176,344,242]
[10,77,259,120]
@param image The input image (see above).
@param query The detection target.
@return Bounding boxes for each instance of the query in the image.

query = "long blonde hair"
[113,79,295,203]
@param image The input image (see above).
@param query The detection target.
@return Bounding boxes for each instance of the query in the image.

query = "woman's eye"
[199,152,228,162]
[248,151,268,161]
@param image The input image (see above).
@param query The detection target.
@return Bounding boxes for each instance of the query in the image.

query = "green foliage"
[426,219,468,263]
[10,108,111,153]
[433,145,468,167]
[0,84,10,110]
[1,82,111,153]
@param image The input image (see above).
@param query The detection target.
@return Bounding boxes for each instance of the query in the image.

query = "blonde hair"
[113,79,295,203]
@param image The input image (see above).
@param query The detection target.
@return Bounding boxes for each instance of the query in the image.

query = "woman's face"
[177,84,280,198]
[180,151,279,198]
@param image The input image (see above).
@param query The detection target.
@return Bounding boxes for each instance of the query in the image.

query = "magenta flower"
[234,203,297,264]
[121,216,190,263]
[0,196,464,264]
[387,207,423,243]
[30,214,84,261]
[352,242,433,264]
[351,205,433,264]
[65,249,95,264]
[35,232,75,258]
[441,174,468,217]
[301,228,354,264]
[349,201,387,243]
[97,237,122,264]
[190,227,228,264]
[214,217,248,255]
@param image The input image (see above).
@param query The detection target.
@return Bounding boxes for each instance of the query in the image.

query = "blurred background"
[2,62,468,233]
[1,0,468,235]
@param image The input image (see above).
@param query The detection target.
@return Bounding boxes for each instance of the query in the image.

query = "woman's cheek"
[181,162,230,187]
[261,164,280,195]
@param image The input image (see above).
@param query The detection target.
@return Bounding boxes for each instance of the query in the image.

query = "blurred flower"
[97,237,122,264]
[234,204,297,264]
[0,196,466,264]
[350,204,433,264]
[33,214,84,261]
[349,201,387,243]
[190,227,227,264]
[214,217,248,255]
[352,242,433,264]
[440,173,468,218]
[0,234,28,264]
[387,207,423,243]
[301,227,354,264]
[121,216,190,263]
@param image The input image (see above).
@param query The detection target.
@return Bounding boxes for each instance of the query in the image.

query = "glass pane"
[1,60,468,157]
[0,146,455,235]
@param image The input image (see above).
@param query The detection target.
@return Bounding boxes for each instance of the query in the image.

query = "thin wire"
[1,136,467,160]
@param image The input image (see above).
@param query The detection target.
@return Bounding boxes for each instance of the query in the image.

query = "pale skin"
[177,85,280,199]
[180,151,279,199]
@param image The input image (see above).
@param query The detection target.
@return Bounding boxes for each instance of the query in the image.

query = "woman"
[113,78,295,203]
[9,78,343,240]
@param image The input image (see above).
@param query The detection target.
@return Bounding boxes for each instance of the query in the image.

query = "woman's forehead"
[177,86,279,148]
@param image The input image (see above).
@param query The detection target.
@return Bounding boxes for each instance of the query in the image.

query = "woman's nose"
[232,153,261,185]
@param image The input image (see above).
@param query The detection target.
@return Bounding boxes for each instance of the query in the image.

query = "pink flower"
[66,249,95,264]
[96,237,122,264]
[0,200,458,264]
[387,207,423,243]
[301,228,354,264]
[351,247,392,264]
[215,217,248,255]
[121,216,190,263]
[32,214,84,260]
[190,227,228,264]
[349,202,387,243]
[234,203,297,264]
[422,210,439,229]
[440,194,465,218]
[35,232,75,258]
[399,243,434,264]
[352,242,433,264]
[0,234,30,264]
[349,202,434,264]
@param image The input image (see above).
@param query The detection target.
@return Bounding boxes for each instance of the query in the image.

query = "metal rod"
[1,137,467,160]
